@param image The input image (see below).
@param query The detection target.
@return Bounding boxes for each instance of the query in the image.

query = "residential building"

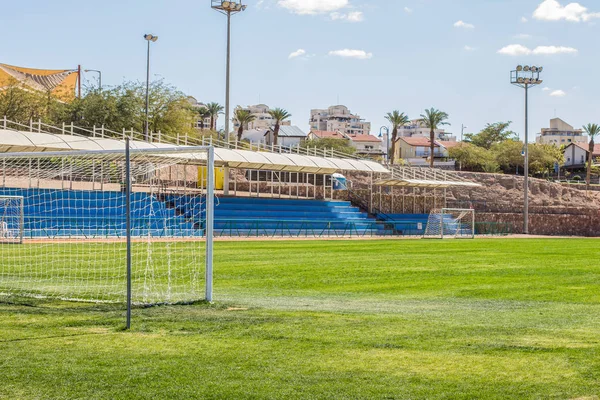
[346,134,384,157]
[396,119,455,141]
[563,143,600,167]
[307,130,347,140]
[537,118,587,145]
[394,137,455,168]
[233,104,292,131]
[187,97,212,130]
[241,126,307,147]
[264,126,307,147]
[309,105,371,136]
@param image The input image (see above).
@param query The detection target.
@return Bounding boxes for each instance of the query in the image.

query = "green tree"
[205,102,224,131]
[464,122,518,149]
[300,138,356,156]
[268,108,292,146]
[449,143,498,172]
[233,109,257,142]
[491,140,524,173]
[384,111,410,165]
[419,108,450,167]
[583,123,600,190]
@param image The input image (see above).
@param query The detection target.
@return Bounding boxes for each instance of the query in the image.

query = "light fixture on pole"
[379,126,390,164]
[84,69,102,91]
[461,124,467,142]
[511,65,543,235]
[143,34,159,142]
[211,0,247,139]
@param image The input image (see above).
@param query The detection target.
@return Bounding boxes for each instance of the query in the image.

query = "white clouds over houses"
[497,44,578,55]
[533,0,600,22]
[550,89,567,97]
[288,49,306,59]
[330,11,363,22]
[464,45,476,51]
[454,20,475,29]
[328,49,373,59]
[277,0,348,15]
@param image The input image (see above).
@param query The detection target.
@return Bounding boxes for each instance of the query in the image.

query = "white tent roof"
[374,178,480,188]
[0,129,389,174]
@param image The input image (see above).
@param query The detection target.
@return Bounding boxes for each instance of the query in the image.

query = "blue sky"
[1,0,598,140]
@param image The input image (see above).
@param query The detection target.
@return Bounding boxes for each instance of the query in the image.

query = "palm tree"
[385,111,410,164]
[268,108,292,146]
[420,108,450,168]
[234,109,257,142]
[205,102,224,131]
[197,107,211,130]
[583,123,600,191]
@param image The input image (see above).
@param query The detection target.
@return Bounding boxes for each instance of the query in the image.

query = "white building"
[395,119,455,141]
[241,126,307,147]
[233,104,292,131]
[309,105,371,136]
[537,118,587,145]
[563,143,600,167]
[187,97,212,131]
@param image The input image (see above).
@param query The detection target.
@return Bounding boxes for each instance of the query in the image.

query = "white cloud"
[497,44,532,56]
[464,45,476,51]
[542,87,551,91]
[550,89,567,97]
[328,49,373,59]
[404,7,413,14]
[533,0,600,22]
[497,44,578,55]
[514,33,533,39]
[533,45,578,54]
[278,0,348,15]
[288,49,306,59]
[521,16,529,22]
[454,20,475,29]
[330,11,363,22]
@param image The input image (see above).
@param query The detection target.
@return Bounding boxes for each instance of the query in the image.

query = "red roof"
[399,137,438,147]
[310,130,346,139]
[346,134,381,143]
[438,140,461,149]
[573,142,600,156]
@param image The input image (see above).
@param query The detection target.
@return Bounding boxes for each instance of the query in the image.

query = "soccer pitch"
[1,239,600,399]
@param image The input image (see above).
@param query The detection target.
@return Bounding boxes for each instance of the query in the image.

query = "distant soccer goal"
[0,146,215,306]
[0,196,23,244]
[423,208,475,239]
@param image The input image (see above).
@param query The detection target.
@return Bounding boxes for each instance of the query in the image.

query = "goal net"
[423,208,475,239]
[0,146,214,305]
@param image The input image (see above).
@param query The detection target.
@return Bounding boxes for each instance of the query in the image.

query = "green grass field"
[1,239,600,399]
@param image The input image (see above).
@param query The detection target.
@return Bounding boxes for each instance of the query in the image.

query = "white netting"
[423,208,475,239]
[0,148,213,304]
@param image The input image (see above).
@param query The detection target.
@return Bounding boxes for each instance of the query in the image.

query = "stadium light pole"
[84,69,102,91]
[461,124,467,142]
[211,1,247,139]
[144,34,159,142]
[511,65,543,235]
[379,126,390,164]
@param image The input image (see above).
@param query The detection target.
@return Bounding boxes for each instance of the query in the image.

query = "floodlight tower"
[211,1,247,139]
[144,34,159,142]
[511,65,543,234]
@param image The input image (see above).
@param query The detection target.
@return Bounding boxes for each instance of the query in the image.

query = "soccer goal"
[423,208,475,239]
[0,145,215,307]
[0,196,23,244]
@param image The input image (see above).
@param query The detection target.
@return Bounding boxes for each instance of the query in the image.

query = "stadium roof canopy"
[0,129,388,174]
[0,64,78,102]
[374,178,481,188]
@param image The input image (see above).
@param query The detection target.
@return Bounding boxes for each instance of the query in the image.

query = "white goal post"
[423,208,475,239]
[0,145,215,308]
